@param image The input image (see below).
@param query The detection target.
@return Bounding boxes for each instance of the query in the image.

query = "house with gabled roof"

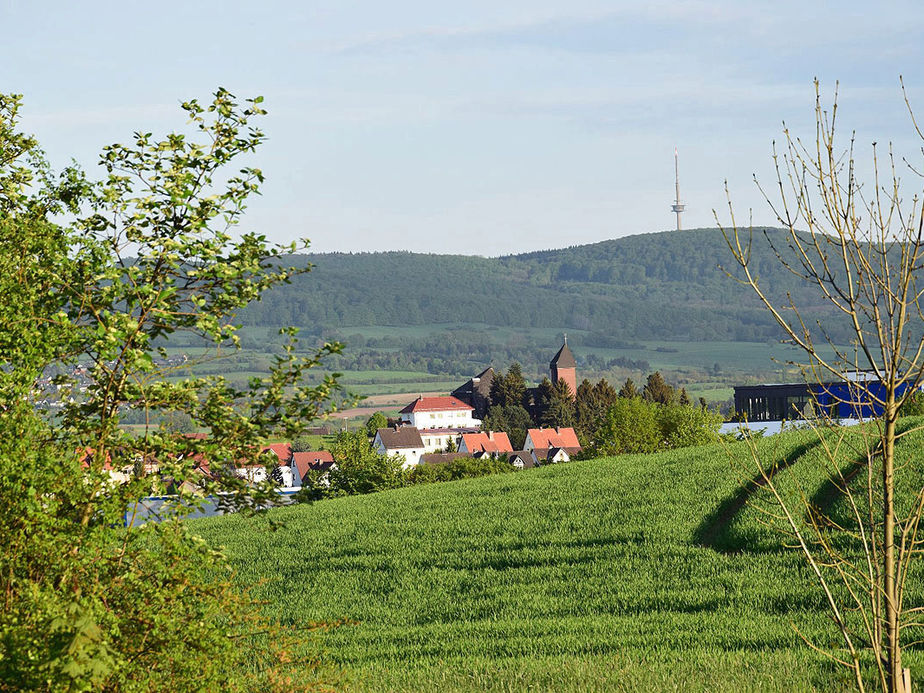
[458,431,513,457]
[508,451,536,470]
[530,446,574,465]
[524,426,581,452]
[289,450,335,487]
[373,426,427,468]
[263,442,293,465]
[399,396,481,430]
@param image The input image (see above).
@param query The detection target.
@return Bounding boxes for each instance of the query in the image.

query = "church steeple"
[549,337,577,398]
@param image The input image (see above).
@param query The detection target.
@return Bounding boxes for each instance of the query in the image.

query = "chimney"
[488,431,494,441]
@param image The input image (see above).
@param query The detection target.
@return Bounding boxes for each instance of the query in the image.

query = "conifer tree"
[642,371,674,405]
[618,377,639,399]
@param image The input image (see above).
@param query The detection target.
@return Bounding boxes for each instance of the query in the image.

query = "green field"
[195,426,924,691]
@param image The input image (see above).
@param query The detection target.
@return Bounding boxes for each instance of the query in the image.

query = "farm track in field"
[694,438,820,552]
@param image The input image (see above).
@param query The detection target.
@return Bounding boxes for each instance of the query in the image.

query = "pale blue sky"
[3,0,924,254]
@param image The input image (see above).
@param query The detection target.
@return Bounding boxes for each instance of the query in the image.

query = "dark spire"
[550,339,576,369]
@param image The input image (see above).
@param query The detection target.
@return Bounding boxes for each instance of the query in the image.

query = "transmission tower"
[671,148,685,231]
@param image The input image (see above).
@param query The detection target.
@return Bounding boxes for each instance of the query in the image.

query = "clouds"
[5,0,924,254]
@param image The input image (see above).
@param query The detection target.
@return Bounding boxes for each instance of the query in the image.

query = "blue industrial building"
[734,373,917,422]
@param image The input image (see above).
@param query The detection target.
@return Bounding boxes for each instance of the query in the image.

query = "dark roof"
[550,341,576,369]
[533,446,581,461]
[508,451,536,468]
[376,427,425,449]
[451,368,494,408]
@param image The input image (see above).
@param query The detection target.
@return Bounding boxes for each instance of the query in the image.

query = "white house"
[399,396,481,430]
[289,450,336,487]
[373,427,427,468]
[418,427,479,453]
[530,446,572,466]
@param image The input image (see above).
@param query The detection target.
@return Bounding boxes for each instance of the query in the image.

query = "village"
[261,339,584,490]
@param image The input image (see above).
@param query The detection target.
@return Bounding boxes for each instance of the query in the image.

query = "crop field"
[194,424,924,691]
[155,324,854,408]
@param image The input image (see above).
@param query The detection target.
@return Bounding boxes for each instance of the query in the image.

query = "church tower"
[549,336,577,398]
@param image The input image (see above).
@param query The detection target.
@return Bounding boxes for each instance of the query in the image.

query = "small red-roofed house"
[458,431,513,457]
[290,450,336,487]
[399,396,481,429]
[524,427,581,452]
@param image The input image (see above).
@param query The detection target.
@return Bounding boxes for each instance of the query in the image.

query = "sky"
[3,0,924,256]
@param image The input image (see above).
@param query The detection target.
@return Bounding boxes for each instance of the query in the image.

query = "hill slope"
[194,428,924,691]
[239,228,847,343]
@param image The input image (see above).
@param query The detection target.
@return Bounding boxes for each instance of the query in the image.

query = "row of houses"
[370,394,581,469]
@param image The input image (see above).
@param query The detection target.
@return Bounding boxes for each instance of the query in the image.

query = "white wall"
[402,409,480,429]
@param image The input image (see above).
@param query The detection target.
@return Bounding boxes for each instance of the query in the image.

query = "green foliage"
[0,91,338,689]
[490,363,527,408]
[236,228,859,344]
[642,371,674,405]
[291,436,313,453]
[591,391,722,456]
[541,378,576,428]
[328,431,405,496]
[482,404,532,450]
[575,377,619,439]
[656,403,723,449]
[406,456,514,484]
[618,377,638,399]
[364,411,389,436]
[899,390,924,417]
[593,396,661,455]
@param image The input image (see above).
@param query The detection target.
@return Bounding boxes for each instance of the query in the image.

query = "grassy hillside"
[195,426,924,691]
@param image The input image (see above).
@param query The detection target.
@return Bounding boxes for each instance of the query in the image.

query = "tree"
[291,436,313,452]
[593,398,660,455]
[656,403,722,449]
[533,377,556,423]
[593,378,619,408]
[365,411,388,436]
[722,80,924,692]
[0,91,339,689]
[542,378,576,428]
[618,377,639,399]
[490,362,527,408]
[642,371,674,405]
[328,430,405,496]
[575,379,597,438]
[482,404,532,450]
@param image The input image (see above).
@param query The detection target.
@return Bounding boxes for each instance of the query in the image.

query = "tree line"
[482,365,723,454]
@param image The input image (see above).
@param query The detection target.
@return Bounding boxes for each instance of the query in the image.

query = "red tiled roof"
[262,443,292,463]
[461,431,513,454]
[292,450,335,479]
[527,427,581,450]
[399,396,473,414]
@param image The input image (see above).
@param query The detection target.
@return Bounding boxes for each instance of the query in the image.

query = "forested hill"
[238,227,843,342]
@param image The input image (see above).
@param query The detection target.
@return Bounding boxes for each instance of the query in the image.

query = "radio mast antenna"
[671,148,685,231]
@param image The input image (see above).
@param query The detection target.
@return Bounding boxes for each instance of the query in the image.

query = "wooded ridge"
[239,228,847,343]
